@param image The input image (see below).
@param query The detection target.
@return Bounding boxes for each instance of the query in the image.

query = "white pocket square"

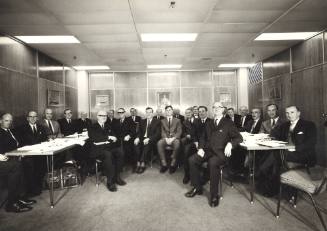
[297,131,304,134]
[219,130,223,132]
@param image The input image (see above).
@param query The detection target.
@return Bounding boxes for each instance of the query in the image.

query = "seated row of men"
[0,102,317,211]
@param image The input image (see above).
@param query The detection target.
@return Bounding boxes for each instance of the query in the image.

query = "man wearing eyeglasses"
[185,102,242,207]
[18,111,47,197]
[113,108,136,171]
[88,110,125,192]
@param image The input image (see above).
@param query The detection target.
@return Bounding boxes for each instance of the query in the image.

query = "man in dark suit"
[127,108,141,135]
[276,105,317,166]
[18,111,47,197]
[192,106,199,119]
[105,109,117,127]
[157,105,182,174]
[57,108,78,136]
[113,108,136,169]
[239,106,253,131]
[76,112,92,133]
[244,108,263,134]
[227,107,242,129]
[194,106,212,146]
[155,108,164,120]
[0,113,36,213]
[88,110,125,192]
[133,107,161,174]
[185,102,242,207]
[181,107,197,184]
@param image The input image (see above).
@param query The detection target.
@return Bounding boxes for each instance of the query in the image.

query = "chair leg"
[276,183,282,218]
[219,167,223,200]
[307,193,327,231]
[293,190,298,208]
[95,161,99,187]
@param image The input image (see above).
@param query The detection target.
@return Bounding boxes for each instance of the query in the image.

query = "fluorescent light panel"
[255,32,317,41]
[73,66,110,70]
[15,36,80,44]
[147,64,182,69]
[141,33,198,42]
[218,64,255,68]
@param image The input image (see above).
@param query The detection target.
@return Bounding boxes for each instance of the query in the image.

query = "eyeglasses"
[28,116,38,118]
[212,106,224,109]
[97,115,107,117]
[117,111,125,114]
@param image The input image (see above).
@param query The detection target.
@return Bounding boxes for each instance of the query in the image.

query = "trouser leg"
[208,155,225,196]
[189,154,205,190]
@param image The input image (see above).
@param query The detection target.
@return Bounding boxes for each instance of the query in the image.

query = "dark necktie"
[202,119,205,124]
[48,120,54,134]
[272,119,276,127]
[120,119,123,125]
[32,125,37,135]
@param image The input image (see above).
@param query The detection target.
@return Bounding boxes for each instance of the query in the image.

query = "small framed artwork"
[47,89,64,107]
[96,95,110,106]
[157,92,171,106]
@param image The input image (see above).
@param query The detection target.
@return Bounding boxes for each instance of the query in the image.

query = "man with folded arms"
[185,102,242,207]
[157,105,182,174]
[88,110,126,192]
[134,107,161,173]
[0,113,36,212]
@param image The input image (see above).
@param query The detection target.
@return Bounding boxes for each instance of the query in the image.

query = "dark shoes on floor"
[5,202,32,213]
[209,195,219,207]
[169,165,177,174]
[18,199,37,206]
[160,166,168,173]
[116,178,127,186]
[185,187,203,198]
[135,166,146,174]
[107,183,117,192]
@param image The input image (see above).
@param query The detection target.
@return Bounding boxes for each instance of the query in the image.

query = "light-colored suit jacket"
[40,119,62,138]
[259,117,285,136]
[161,117,182,139]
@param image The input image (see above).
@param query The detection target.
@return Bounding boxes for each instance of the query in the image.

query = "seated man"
[244,108,263,134]
[134,107,161,174]
[76,112,92,133]
[185,102,242,207]
[0,113,36,212]
[239,106,253,131]
[276,105,317,166]
[181,107,198,184]
[18,111,47,196]
[57,109,78,136]
[88,110,126,192]
[157,105,182,174]
[226,107,242,129]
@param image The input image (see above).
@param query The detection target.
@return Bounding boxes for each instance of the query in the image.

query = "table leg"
[49,155,54,208]
[249,150,255,204]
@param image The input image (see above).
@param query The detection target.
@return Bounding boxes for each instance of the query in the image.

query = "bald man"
[88,110,126,192]
[186,102,242,207]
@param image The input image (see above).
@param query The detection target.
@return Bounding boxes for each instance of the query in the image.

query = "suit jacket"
[161,117,182,139]
[276,119,317,166]
[244,118,263,134]
[18,123,47,146]
[113,118,136,142]
[194,118,212,142]
[239,114,253,131]
[154,115,164,120]
[199,117,242,158]
[126,115,141,134]
[76,118,92,133]
[0,128,19,154]
[58,118,78,136]
[182,119,197,142]
[228,114,242,129]
[137,118,161,144]
[88,123,118,157]
[259,117,285,137]
[105,117,118,127]
[40,119,62,138]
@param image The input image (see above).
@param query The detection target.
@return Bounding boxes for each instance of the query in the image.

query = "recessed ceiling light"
[39,66,71,71]
[255,32,318,41]
[141,33,198,42]
[15,36,80,44]
[73,66,110,70]
[147,64,182,69]
[213,71,236,75]
[218,64,255,68]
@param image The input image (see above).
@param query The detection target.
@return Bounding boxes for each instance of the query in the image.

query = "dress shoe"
[139,167,145,174]
[134,166,140,173]
[18,198,37,206]
[185,187,203,198]
[183,175,190,184]
[169,165,177,174]
[160,166,168,173]
[209,195,219,207]
[107,183,117,192]
[5,202,32,213]
[116,178,127,186]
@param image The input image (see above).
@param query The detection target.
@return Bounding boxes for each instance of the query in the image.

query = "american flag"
[249,62,263,84]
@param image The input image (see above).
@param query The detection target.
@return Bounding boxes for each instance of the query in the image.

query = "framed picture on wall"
[47,89,64,107]
[157,92,171,107]
[96,95,110,106]
[219,93,231,103]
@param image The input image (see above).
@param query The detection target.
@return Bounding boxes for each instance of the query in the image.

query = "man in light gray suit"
[259,104,285,137]
[157,105,182,174]
[40,108,63,139]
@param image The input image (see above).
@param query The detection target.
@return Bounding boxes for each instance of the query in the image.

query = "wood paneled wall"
[248,31,327,166]
[0,35,78,125]
[89,71,238,119]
